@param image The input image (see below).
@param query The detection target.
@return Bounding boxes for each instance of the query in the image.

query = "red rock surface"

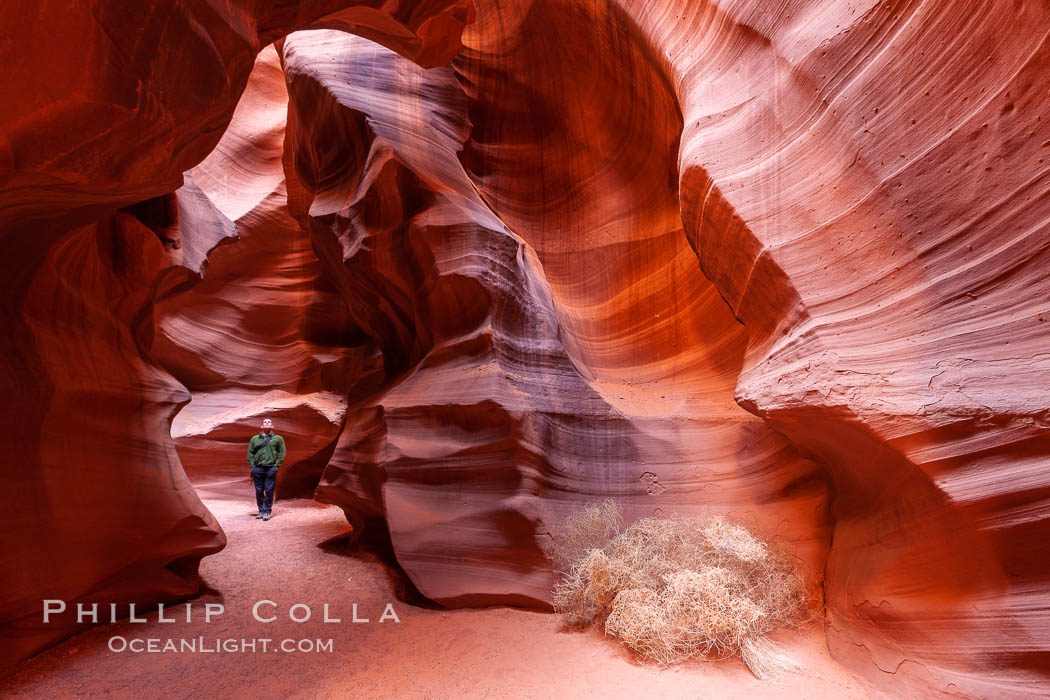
[2,0,1050,696]
[154,46,351,500]
[0,0,473,232]
[653,2,1050,694]
[0,0,471,667]
[282,29,826,609]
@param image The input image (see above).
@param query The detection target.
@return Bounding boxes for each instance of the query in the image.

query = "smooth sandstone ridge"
[1,1,1048,696]
[282,28,825,610]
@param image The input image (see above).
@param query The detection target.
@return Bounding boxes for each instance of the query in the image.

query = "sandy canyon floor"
[3,483,871,699]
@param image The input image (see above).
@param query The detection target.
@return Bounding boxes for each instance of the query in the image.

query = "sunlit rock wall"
[634,0,1050,694]
[2,0,1049,696]
[282,29,826,606]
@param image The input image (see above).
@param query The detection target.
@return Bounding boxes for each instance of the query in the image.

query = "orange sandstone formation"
[0,0,473,232]
[650,1,1050,694]
[2,0,1049,696]
[282,28,825,606]
[154,46,352,500]
[0,0,471,666]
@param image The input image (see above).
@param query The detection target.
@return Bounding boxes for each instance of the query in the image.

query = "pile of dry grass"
[544,501,809,679]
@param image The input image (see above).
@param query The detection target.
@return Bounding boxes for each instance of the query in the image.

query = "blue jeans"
[251,465,278,514]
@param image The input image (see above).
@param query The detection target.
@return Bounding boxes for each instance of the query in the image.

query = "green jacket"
[247,432,286,469]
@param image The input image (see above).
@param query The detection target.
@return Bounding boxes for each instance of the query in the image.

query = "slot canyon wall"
[0,0,474,668]
[2,0,1049,697]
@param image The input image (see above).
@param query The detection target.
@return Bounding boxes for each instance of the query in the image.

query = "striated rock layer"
[635,0,1050,695]
[0,0,474,233]
[282,28,826,606]
[154,46,351,501]
[2,0,1050,696]
[0,0,472,666]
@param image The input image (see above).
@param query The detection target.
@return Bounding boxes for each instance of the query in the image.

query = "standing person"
[247,418,285,521]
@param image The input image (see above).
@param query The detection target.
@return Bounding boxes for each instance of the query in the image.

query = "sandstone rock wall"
[282,29,826,605]
[0,0,470,666]
[639,0,1050,693]
[2,0,1049,695]
[154,46,351,500]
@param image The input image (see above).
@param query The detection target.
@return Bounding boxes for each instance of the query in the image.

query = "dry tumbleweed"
[543,500,809,679]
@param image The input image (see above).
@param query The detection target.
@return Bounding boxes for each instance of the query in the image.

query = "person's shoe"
[255,513,264,519]
[262,512,271,521]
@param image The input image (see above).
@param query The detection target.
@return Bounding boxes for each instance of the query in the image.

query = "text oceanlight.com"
[108,637,335,653]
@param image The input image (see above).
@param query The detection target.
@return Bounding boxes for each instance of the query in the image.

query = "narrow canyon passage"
[3,0,1049,696]
[3,493,868,699]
